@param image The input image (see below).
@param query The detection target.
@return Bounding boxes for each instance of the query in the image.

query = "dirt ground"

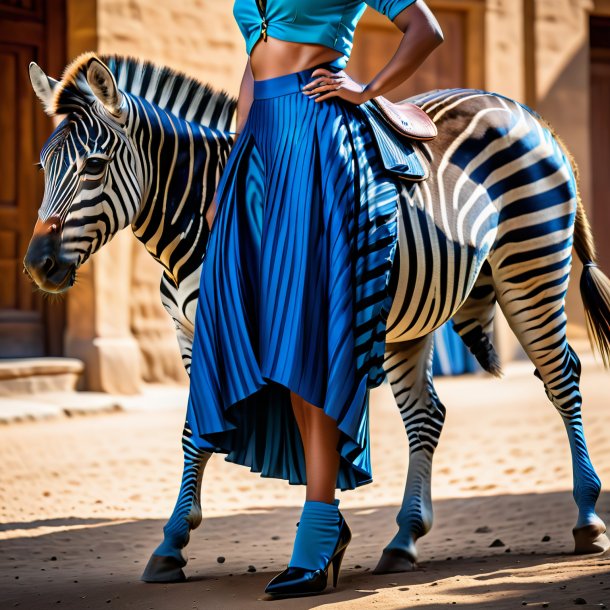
[1,355,610,609]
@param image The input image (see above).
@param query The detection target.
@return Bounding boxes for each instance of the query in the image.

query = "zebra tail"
[571,179,610,367]
[574,199,610,368]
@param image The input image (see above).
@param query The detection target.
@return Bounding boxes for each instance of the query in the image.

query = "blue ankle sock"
[288,499,341,570]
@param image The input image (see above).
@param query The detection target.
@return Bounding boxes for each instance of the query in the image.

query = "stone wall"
[97,0,245,96]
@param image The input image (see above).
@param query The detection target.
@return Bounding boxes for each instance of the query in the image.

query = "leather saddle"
[371,96,438,141]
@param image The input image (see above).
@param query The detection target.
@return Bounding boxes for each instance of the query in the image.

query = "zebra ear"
[29,62,59,116]
[86,57,123,117]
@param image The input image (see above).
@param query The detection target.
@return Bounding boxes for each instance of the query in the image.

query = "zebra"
[23,53,610,582]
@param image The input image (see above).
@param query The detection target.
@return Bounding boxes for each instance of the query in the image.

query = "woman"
[186,0,443,598]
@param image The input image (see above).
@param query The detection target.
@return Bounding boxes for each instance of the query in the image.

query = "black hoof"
[141,554,187,583]
[373,548,417,574]
[573,524,610,555]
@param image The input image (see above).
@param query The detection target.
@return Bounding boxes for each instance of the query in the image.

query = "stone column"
[62,1,142,394]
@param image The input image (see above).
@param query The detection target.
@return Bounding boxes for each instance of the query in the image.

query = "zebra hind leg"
[493,269,609,555]
[374,335,446,574]
[142,421,212,582]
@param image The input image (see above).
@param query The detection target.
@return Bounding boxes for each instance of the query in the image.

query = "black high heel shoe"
[264,513,352,598]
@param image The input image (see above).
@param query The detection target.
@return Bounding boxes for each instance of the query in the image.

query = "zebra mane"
[51,52,237,131]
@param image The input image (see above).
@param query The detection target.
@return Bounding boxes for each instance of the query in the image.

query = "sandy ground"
[1,355,610,609]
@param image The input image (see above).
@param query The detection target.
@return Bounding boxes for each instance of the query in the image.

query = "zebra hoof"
[141,554,187,583]
[373,548,417,574]
[573,524,610,555]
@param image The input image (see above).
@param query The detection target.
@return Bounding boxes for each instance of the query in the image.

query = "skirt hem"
[190,370,373,491]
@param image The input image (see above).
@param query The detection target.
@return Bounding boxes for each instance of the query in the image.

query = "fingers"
[312,90,339,102]
[302,74,342,92]
[303,83,341,97]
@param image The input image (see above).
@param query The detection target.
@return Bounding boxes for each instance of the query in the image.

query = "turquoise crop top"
[233,0,418,68]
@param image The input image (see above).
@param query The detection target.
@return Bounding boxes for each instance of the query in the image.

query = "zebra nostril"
[42,256,56,275]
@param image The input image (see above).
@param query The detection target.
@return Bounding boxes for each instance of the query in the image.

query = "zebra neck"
[129,97,232,285]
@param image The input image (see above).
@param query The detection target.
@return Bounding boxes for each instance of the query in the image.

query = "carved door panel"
[0,0,65,357]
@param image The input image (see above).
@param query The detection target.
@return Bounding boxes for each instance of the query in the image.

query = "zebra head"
[24,54,142,293]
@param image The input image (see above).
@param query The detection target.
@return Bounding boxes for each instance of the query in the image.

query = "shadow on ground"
[1,491,609,609]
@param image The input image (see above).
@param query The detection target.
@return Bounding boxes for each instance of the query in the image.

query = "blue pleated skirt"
[186,60,399,490]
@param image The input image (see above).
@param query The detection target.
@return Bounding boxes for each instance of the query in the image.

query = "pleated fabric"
[186,60,399,490]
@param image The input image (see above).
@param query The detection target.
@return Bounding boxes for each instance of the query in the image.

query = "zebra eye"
[80,155,110,181]
[84,157,107,172]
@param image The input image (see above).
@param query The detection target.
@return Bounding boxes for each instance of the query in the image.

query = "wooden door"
[590,16,610,273]
[0,0,65,357]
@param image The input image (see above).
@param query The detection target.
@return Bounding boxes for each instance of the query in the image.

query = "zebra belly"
[386,199,493,343]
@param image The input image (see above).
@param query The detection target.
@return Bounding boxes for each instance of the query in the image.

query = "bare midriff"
[249,36,344,80]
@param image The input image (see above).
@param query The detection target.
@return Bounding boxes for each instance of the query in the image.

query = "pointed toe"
[265,567,327,598]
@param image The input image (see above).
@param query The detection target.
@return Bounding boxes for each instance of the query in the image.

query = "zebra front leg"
[142,421,212,582]
[374,336,446,573]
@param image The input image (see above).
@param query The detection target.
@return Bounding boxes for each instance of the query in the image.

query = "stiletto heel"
[331,546,347,588]
[265,511,352,598]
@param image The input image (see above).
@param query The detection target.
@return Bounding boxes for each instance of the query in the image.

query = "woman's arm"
[302,0,443,104]
[206,59,254,230]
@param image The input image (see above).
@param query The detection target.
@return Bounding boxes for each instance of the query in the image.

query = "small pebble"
[247,565,256,573]
[490,539,505,548]
[216,557,225,564]
[50,557,57,561]
[573,599,587,606]
[475,526,492,534]
[271,536,280,541]
[541,535,551,542]
[354,564,362,569]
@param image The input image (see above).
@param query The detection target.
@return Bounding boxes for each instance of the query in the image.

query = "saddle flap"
[371,96,438,141]
[359,100,430,183]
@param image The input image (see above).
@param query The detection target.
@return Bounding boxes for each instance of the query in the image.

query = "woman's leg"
[290,391,340,503]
